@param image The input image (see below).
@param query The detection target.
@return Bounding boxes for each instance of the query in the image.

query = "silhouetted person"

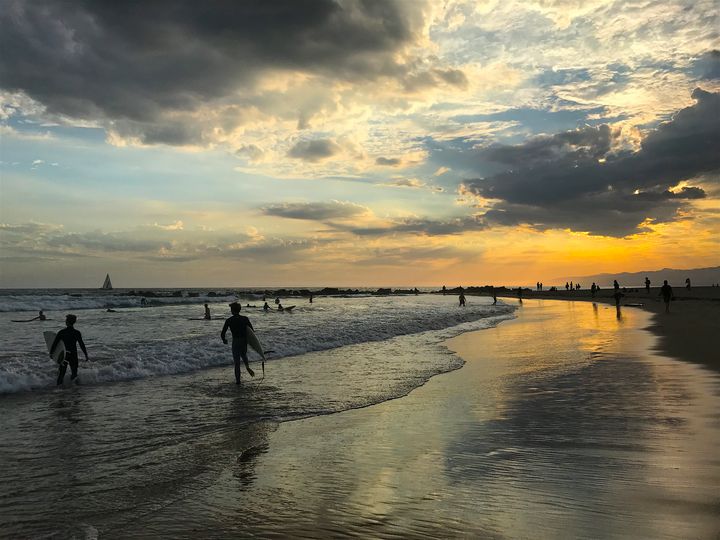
[685,278,691,290]
[442,285,447,296]
[459,292,466,307]
[263,302,270,312]
[491,286,497,305]
[591,283,597,297]
[645,277,651,293]
[565,282,569,291]
[570,281,573,291]
[221,302,254,384]
[540,282,543,291]
[613,280,620,292]
[274,297,280,305]
[536,282,540,291]
[50,314,88,386]
[30,310,46,321]
[659,280,673,313]
[140,297,147,306]
[204,303,211,320]
[309,294,313,303]
[517,287,523,302]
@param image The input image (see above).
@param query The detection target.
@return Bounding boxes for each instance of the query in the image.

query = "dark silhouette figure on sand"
[50,314,89,386]
[221,302,255,384]
[660,280,673,313]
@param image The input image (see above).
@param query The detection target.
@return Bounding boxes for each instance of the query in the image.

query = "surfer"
[32,310,46,321]
[50,314,89,386]
[263,302,270,312]
[277,303,284,312]
[204,303,211,320]
[459,291,466,307]
[221,302,255,384]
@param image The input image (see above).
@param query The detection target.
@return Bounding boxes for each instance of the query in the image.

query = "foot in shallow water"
[248,368,255,378]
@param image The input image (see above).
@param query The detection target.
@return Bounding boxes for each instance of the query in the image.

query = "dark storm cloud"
[0,0,425,144]
[262,201,368,221]
[287,139,341,161]
[455,89,720,236]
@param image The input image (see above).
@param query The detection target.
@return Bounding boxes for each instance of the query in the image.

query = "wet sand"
[494,286,720,372]
[124,300,720,538]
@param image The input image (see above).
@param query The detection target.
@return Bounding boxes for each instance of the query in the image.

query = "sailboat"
[101,273,113,290]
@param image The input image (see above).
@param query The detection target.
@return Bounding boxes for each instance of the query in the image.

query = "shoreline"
[123,299,720,538]
[489,287,720,373]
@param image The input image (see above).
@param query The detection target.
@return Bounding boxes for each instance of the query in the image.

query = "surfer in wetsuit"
[50,314,89,386]
[263,302,270,311]
[221,302,255,384]
[203,303,211,320]
[30,310,46,321]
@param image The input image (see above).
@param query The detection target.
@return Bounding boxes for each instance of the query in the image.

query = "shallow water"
[114,301,720,539]
[2,300,719,538]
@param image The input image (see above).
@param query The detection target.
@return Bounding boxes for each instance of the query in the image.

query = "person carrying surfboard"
[221,302,255,384]
[50,314,89,386]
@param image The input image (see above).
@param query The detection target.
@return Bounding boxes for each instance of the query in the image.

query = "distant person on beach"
[203,303,211,320]
[645,277,651,293]
[565,282,569,291]
[659,280,673,313]
[685,278,691,290]
[491,286,497,305]
[309,294,313,303]
[517,287,523,302]
[442,285,447,295]
[221,302,254,384]
[613,280,620,292]
[591,283,597,297]
[570,281,573,291]
[263,302,270,311]
[50,314,89,386]
[459,291,466,307]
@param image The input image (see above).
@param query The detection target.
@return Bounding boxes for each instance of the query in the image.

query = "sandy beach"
[493,286,720,372]
[55,299,718,538]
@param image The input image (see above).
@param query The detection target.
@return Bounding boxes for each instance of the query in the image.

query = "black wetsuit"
[50,327,87,385]
[221,315,254,383]
[660,284,673,303]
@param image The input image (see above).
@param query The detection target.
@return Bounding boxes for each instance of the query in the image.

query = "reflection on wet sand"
[137,300,720,539]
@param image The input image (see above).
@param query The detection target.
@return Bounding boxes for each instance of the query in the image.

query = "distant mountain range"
[556,266,720,287]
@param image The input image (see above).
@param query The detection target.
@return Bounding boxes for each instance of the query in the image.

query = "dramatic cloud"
[349,215,487,237]
[261,201,369,221]
[693,50,720,80]
[287,139,341,162]
[0,0,428,145]
[456,88,720,236]
[376,157,402,166]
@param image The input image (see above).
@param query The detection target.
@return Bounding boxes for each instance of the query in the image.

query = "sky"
[1,0,719,288]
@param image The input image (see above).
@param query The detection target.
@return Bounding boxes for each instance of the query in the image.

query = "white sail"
[102,273,113,290]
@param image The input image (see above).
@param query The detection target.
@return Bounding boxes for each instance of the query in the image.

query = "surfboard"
[12,319,52,323]
[246,327,265,360]
[43,331,67,365]
[283,305,296,312]
[625,303,644,307]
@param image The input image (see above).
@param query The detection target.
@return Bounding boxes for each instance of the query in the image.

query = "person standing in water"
[50,314,89,386]
[459,291,466,307]
[203,303,211,320]
[221,302,254,384]
[645,277,651,293]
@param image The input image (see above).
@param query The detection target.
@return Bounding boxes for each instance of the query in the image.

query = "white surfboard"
[246,327,265,360]
[43,331,67,364]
